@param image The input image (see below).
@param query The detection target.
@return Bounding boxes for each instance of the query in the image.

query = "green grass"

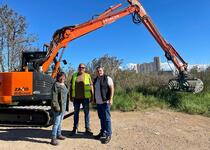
[111,86,210,117]
[178,93,210,116]
[112,89,168,112]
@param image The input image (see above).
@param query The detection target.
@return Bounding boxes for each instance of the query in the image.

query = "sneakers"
[50,137,59,146]
[94,132,103,140]
[85,128,93,135]
[94,132,106,140]
[71,127,78,135]
[71,127,93,135]
[57,135,66,140]
[101,135,111,144]
[50,135,66,145]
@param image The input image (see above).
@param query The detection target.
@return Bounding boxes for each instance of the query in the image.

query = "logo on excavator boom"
[103,15,120,24]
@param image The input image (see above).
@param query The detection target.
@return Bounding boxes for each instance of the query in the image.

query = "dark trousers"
[97,103,112,136]
[73,98,90,129]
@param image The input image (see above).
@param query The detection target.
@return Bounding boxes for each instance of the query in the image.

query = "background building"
[128,56,210,75]
[135,57,160,74]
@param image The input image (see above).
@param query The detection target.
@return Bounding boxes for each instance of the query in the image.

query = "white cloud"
[160,62,210,72]
[123,62,210,72]
[160,62,175,71]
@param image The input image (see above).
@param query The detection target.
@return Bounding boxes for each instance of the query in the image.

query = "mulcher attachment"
[168,72,204,94]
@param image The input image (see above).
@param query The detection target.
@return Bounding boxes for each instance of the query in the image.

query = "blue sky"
[1,0,210,68]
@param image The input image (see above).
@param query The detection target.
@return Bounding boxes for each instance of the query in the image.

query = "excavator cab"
[21,51,47,71]
[0,51,55,126]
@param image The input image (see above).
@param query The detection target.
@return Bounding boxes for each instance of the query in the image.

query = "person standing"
[93,66,114,144]
[70,63,94,135]
[51,72,69,146]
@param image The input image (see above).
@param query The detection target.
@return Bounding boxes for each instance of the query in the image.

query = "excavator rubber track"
[0,106,52,127]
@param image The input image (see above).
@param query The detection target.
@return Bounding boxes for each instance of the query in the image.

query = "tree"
[0,4,37,72]
[61,62,75,86]
[87,54,123,80]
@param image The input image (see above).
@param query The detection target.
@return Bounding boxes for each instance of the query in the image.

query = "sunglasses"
[79,66,85,69]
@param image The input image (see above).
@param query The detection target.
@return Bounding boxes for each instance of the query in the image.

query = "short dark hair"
[56,72,66,81]
[96,65,104,70]
[78,63,86,68]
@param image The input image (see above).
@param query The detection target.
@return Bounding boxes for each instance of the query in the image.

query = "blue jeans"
[97,103,112,136]
[51,111,65,138]
[73,98,90,129]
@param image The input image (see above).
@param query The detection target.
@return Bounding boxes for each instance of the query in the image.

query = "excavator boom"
[41,4,137,76]
[40,0,203,93]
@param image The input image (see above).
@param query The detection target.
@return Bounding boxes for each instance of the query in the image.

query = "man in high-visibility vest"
[70,63,94,135]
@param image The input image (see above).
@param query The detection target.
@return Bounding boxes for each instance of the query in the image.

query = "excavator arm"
[127,0,204,93]
[40,3,137,77]
[128,0,188,72]
[40,0,203,93]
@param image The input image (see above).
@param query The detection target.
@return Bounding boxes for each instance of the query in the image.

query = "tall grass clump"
[112,87,168,111]
[83,55,210,117]
[178,93,210,116]
[112,68,210,117]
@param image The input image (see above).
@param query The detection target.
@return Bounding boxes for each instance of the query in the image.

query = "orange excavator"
[0,0,204,126]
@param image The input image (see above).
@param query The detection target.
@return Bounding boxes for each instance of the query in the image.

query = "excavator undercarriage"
[0,106,52,127]
[0,105,74,127]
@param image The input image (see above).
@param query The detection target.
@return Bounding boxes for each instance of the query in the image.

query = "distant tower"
[154,57,160,72]
[133,64,138,73]
[137,64,140,73]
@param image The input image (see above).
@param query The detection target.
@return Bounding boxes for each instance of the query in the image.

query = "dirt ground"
[0,109,210,150]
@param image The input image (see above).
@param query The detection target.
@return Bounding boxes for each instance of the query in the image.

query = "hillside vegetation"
[113,68,210,117]
[66,55,210,117]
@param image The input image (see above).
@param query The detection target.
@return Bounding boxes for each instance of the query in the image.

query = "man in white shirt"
[93,66,114,144]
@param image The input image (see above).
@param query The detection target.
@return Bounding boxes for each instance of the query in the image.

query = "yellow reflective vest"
[71,72,91,99]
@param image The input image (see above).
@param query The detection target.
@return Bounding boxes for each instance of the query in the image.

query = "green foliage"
[86,55,210,117]
[111,85,210,117]
[112,87,168,112]
[112,65,210,117]
[86,54,123,80]
[178,93,210,116]
[0,4,38,72]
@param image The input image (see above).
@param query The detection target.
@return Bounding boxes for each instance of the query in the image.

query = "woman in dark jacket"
[51,72,69,146]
